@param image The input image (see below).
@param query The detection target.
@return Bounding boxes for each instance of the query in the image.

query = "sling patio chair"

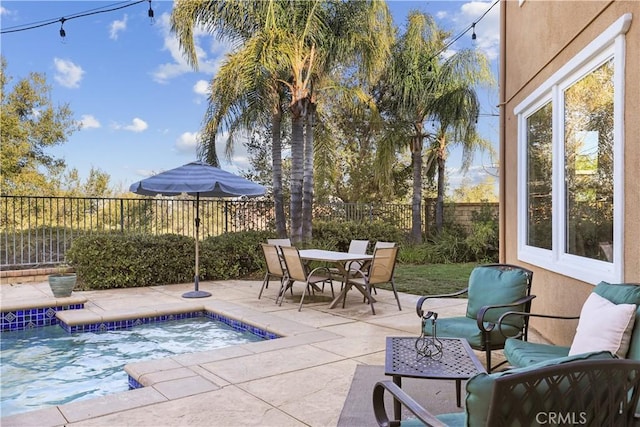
[327,239,370,286]
[278,245,334,311]
[344,246,401,314]
[258,243,290,300]
[416,264,534,372]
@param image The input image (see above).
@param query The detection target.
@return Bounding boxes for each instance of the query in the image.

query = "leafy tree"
[451,176,497,203]
[0,56,79,195]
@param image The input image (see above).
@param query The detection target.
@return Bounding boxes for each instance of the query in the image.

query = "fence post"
[120,199,124,232]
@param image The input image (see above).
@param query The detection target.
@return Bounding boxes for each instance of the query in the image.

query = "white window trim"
[514,14,631,285]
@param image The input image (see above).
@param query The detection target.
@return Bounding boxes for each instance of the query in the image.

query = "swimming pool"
[1,316,266,417]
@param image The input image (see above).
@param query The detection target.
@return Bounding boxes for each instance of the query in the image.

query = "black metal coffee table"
[385,336,486,418]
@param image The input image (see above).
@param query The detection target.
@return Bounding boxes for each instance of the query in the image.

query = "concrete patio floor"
[0,279,536,426]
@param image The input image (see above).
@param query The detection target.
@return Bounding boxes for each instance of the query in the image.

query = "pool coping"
[1,298,343,425]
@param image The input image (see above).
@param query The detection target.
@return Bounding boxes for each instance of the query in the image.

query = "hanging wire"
[1,0,147,35]
[427,0,499,63]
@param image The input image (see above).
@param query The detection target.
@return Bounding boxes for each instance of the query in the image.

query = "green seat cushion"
[593,281,640,360]
[435,412,465,426]
[466,266,529,326]
[464,350,615,427]
[424,317,520,349]
[503,338,570,367]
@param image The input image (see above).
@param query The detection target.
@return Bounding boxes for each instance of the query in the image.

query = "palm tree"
[172,1,291,237]
[377,11,492,242]
[172,0,393,244]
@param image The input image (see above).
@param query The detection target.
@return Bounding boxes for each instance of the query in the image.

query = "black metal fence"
[0,195,419,269]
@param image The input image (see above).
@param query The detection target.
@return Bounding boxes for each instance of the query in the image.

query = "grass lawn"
[376,262,476,296]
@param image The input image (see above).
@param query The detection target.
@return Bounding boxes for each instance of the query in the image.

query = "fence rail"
[1,195,497,269]
[1,195,418,269]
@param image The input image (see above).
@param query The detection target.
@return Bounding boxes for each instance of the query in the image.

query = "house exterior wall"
[501,0,640,345]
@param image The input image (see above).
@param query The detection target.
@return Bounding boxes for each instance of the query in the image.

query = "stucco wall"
[501,0,640,344]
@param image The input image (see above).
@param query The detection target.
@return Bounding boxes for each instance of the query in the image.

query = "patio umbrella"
[129,161,265,298]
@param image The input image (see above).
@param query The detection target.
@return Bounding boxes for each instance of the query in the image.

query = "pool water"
[0,317,264,417]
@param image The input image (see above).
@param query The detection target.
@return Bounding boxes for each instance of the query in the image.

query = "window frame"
[514,14,631,284]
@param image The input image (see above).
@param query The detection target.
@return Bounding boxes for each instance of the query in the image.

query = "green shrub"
[66,232,195,289]
[199,230,273,280]
[312,220,406,252]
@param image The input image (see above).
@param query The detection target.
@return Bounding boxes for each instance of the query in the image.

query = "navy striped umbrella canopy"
[129,161,265,198]
[129,161,264,298]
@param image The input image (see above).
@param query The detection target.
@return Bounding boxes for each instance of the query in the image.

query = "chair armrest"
[496,311,579,339]
[372,380,447,427]
[476,295,537,333]
[416,288,469,317]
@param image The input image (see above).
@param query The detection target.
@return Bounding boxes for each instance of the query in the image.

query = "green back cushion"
[465,351,615,427]
[593,281,640,360]
[466,266,529,325]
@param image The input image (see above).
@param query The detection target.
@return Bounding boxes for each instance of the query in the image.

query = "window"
[514,14,631,284]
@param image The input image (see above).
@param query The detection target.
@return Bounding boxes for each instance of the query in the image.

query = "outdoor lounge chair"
[499,281,640,369]
[372,351,640,426]
[416,264,534,372]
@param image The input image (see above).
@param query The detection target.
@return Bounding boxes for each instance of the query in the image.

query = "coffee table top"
[385,336,486,380]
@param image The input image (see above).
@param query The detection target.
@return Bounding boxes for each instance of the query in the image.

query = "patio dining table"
[298,249,374,309]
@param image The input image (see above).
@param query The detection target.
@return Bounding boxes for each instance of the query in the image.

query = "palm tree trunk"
[302,105,315,241]
[435,133,447,233]
[411,135,423,244]
[289,104,305,245]
[271,103,287,238]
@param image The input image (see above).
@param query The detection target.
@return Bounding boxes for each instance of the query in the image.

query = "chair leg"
[390,279,402,311]
[258,272,270,299]
[298,282,309,311]
[365,283,376,315]
[484,333,492,373]
[277,278,292,306]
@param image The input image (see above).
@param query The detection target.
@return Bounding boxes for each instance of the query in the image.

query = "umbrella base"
[182,290,212,298]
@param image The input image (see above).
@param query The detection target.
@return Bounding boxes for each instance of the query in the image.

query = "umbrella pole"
[182,193,211,298]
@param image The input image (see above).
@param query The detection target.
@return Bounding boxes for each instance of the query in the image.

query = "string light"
[1,1,147,35]
[59,18,66,39]
[427,0,499,63]
[148,0,155,24]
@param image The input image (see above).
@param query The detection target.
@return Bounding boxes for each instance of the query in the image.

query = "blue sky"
[1,1,500,194]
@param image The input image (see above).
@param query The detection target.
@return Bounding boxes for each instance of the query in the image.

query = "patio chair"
[416,264,534,372]
[373,352,640,427]
[345,246,401,314]
[328,239,370,283]
[258,243,289,300]
[364,241,396,295]
[266,238,292,287]
[278,245,334,311]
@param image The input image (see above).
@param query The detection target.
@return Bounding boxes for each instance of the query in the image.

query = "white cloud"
[79,114,101,129]
[109,14,128,40]
[112,118,148,132]
[53,58,85,88]
[193,80,210,96]
[175,131,199,154]
[151,12,228,83]
[1,6,12,15]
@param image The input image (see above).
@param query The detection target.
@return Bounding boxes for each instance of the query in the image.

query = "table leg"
[456,379,461,407]
[393,375,402,421]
